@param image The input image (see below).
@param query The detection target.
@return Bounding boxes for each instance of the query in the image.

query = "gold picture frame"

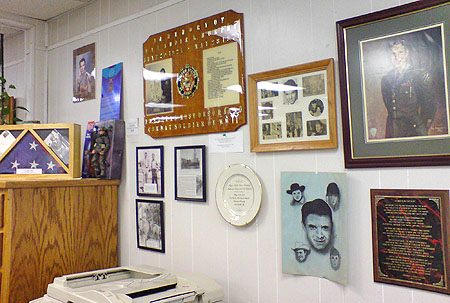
[248,59,337,152]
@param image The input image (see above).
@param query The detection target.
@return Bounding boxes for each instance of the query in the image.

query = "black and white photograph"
[260,101,274,120]
[136,146,164,197]
[302,73,325,97]
[144,58,174,115]
[307,120,327,136]
[175,145,206,202]
[308,99,324,117]
[44,129,70,166]
[286,111,303,138]
[262,122,282,140]
[136,199,165,252]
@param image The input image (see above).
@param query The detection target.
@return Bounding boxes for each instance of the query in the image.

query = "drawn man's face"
[304,214,332,251]
[294,249,307,262]
[284,90,297,104]
[391,43,408,71]
[291,189,302,202]
[80,60,86,74]
[330,254,340,270]
[327,194,339,208]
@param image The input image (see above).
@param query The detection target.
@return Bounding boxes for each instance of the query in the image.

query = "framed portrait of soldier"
[73,43,96,102]
[136,146,164,197]
[248,59,337,152]
[281,171,347,285]
[337,0,450,168]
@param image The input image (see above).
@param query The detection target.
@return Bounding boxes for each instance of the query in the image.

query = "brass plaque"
[143,10,246,138]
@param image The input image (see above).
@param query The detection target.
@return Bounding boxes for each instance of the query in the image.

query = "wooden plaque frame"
[371,189,450,295]
[143,10,246,138]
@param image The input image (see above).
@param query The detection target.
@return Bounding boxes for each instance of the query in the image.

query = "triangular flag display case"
[0,123,81,179]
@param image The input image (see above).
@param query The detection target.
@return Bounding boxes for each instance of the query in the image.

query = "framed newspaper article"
[248,59,337,152]
[174,145,206,202]
[143,10,246,138]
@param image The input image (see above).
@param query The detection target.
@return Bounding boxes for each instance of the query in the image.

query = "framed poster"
[136,199,165,253]
[174,145,206,202]
[371,189,450,294]
[143,10,246,138]
[136,146,164,197]
[281,172,347,285]
[73,43,95,102]
[248,59,337,152]
[337,0,450,168]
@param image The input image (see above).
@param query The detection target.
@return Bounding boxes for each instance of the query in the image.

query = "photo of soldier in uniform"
[361,25,448,141]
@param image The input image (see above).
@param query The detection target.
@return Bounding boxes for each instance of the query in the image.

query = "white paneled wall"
[45,0,450,302]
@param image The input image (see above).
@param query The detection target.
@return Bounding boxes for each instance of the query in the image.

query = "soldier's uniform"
[381,65,435,138]
[91,128,111,178]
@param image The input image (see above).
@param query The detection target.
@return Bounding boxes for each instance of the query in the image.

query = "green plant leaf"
[8,84,15,90]
[15,106,29,112]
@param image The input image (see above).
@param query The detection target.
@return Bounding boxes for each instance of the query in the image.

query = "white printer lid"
[46,265,223,303]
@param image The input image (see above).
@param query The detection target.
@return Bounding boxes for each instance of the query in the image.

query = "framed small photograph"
[136,199,165,252]
[136,146,164,197]
[248,58,337,152]
[371,189,450,294]
[337,1,450,168]
[174,145,206,202]
[73,43,96,102]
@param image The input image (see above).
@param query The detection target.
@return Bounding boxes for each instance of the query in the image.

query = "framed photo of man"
[337,0,450,168]
[73,43,96,102]
[248,59,337,152]
[136,146,164,197]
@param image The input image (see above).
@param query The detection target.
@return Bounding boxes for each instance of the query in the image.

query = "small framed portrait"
[248,58,337,152]
[337,1,450,168]
[73,43,96,102]
[136,199,165,252]
[144,58,174,116]
[136,146,164,197]
[174,145,206,202]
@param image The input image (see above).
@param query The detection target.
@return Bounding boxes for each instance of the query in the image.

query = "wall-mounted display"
[73,43,96,102]
[0,123,80,179]
[337,1,450,168]
[143,10,246,138]
[248,59,337,152]
[281,172,347,285]
[371,189,450,294]
[100,62,123,121]
[215,164,261,226]
[175,145,206,202]
[136,146,164,197]
[136,199,165,253]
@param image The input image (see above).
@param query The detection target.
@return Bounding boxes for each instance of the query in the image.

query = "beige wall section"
[43,0,450,303]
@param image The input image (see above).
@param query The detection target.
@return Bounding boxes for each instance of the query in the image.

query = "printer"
[31,265,223,303]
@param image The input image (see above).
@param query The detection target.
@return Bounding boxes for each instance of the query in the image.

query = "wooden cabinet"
[0,179,119,303]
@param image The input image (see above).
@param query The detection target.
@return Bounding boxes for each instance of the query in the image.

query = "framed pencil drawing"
[174,145,206,202]
[136,146,164,197]
[248,59,337,152]
[337,0,450,168]
[371,189,450,294]
[136,199,165,252]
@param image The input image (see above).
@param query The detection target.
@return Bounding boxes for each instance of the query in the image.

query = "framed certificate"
[143,10,246,138]
[215,164,262,226]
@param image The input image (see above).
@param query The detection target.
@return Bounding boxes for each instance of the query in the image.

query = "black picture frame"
[136,199,165,252]
[174,145,206,202]
[136,146,164,197]
[336,0,450,168]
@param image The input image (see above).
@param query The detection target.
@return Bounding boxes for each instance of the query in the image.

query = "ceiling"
[0,0,94,37]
